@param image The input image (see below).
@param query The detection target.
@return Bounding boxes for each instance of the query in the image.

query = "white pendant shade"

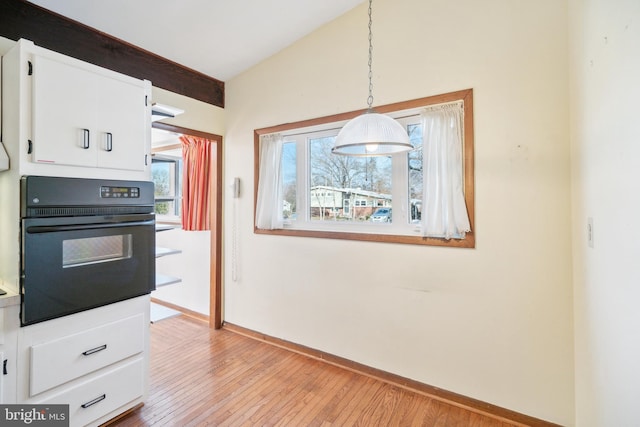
[332,111,413,156]
[331,0,410,157]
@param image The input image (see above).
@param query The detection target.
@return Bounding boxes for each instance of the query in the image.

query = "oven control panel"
[21,176,154,217]
[100,186,140,198]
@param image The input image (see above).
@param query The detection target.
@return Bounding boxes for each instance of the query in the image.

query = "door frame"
[151,122,223,329]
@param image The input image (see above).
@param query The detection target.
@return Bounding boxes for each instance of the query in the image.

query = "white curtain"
[255,133,284,230]
[421,102,471,239]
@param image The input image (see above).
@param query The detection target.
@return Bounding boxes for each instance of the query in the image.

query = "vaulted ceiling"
[26,0,364,82]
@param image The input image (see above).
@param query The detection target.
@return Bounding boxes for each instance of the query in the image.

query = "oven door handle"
[26,219,155,234]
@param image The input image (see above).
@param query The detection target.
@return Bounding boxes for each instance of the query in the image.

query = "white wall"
[224,0,573,424]
[150,87,224,316]
[569,0,640,425]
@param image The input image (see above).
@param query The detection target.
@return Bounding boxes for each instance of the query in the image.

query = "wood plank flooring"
[111,315,522,427]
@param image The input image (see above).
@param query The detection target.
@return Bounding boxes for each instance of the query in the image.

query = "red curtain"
[181,135,212,231]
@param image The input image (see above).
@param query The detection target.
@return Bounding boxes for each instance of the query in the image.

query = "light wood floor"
[112,315,523,427]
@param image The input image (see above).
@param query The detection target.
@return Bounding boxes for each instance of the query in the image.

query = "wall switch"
[587,217,594,248]
[231,177,240,198]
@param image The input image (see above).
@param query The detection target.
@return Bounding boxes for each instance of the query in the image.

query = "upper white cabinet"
[32,55,148,171]
[1,39,151,180]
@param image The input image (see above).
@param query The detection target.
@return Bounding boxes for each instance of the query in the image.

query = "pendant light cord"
[367,0,374,112]
[331,0,412,156]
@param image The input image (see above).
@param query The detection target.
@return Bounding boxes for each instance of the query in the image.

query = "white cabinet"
[16,296,150,427]
[31,55,148,171]
[35,358,145,427]
[0,307,4,403]
[1,39,151,181]
[0,303,19,404]
[29,314,144,396]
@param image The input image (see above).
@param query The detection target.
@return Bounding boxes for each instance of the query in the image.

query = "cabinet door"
[32,55,99,167]
[94,75,147,171]
[0,351,3,403]
[31,54,148,172]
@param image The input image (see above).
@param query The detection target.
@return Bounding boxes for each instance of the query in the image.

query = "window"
[152,155,182,219]
[254,89,475,248]
[63,234,132,267]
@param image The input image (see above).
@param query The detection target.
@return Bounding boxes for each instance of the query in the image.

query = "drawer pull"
[82,344,107,356]
[81,394,106,409]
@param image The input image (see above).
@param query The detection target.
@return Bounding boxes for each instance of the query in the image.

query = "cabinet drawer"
[34,357,144,427]
[0,351,3,403]
[30,314,144,396]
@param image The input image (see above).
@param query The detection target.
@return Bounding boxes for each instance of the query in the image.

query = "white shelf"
[155,225,181,288]
[156,274,182,288]
[155,247,182,258]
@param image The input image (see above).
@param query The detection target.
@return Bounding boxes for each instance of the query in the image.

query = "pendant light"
[332,0,412,157]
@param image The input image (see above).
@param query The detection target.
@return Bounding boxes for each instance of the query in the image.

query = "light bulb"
[365,144,379,153]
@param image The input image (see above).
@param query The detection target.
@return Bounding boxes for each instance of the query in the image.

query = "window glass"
[63,235,132,267]
[282,141,297,220]
[152,157,182,217]
[308,136,392,223]
[255,89,475,248]
[407,123,423,223]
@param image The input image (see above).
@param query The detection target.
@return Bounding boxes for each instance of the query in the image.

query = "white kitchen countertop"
[0,287,20,308]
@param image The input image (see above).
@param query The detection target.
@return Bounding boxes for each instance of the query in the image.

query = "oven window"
[62,234,133,268]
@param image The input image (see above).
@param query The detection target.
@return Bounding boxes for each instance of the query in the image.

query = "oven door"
[21,214,155,326]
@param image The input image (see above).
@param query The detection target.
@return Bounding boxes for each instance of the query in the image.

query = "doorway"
[151,122,223,329]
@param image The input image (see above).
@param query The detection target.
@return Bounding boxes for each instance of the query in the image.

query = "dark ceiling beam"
[0,0,225,108]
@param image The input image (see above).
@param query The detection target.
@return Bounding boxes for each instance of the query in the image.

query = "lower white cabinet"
[0,308,4,403]
[0,302,19,405]
[30,314,144,396]
[0,350,4,403]
[34,358,144,427]
[16,296,150,427]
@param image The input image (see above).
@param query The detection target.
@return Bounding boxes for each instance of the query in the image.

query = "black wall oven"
[20,176,156,326]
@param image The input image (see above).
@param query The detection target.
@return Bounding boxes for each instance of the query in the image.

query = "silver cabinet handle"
[82,129,90,149]
[81,394,106,409]
[106,132,113,152]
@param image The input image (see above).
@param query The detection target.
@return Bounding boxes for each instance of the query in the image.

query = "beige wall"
[224,0,573,424]
[151,87,225,135]
[569,0,640,425]
[0,37,14,55]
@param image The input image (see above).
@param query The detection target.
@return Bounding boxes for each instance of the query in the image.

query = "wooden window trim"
[253,88,475,248]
